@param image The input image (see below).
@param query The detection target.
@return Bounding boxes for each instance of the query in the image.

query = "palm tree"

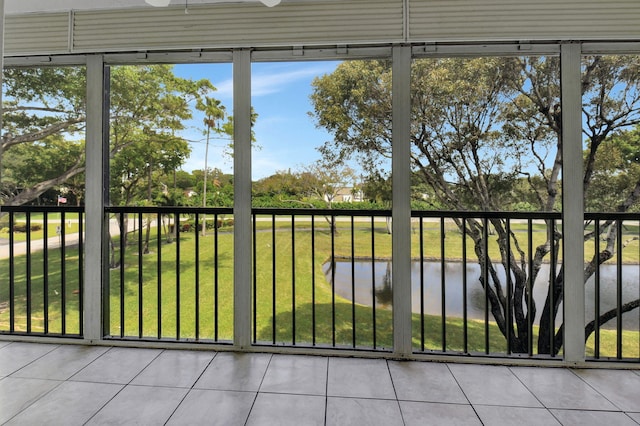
[196,97,226,235]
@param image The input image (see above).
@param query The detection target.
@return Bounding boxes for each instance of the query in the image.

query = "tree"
[297,162,357,207]
[253,169,302,199]
[108,65,214,204]
[2,66,86,205]
[2,64,216,208]
[310,55,640,355]
[196,96,228,235]
[585,126,640,212]
[2,133,84,204]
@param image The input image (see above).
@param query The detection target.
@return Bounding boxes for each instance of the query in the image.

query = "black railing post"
[311,214,317,346]
[419,216,425,351]
[616,219,623,359]
[61,211,67,335]
[138,213,143,338]
[440,217,446,352]
[292,214,296,345]
[175,212,181,340]
[43,212,49,334]
[594,219,601,359]
[26,212,32,334]
[9,211,15,333]
[462,218,468,354]
[252,212,257,344]
[527,219,533,357]
[195,212,200,340]
[157,212,162,340]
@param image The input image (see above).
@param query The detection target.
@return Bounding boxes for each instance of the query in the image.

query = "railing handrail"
[0,205,84,213]
[252,207,392,216]
[4,205,638,221]
[105,206,233,214]
[411,210,562,220]
[585,212,640,220]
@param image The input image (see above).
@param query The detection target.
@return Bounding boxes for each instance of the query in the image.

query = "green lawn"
[0,212,82,242]
[1,216,638,359]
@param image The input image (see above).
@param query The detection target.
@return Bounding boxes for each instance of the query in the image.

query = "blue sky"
[174,61,340,180]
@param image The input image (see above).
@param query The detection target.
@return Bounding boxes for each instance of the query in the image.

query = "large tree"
[311,55,640,355]
[1,67,86,205]
[2,64,215,207]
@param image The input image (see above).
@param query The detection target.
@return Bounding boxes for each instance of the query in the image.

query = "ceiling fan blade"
[145,0,171,6]
[259,0,281,6]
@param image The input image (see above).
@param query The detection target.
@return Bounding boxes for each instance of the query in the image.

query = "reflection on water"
[324,260,640,330]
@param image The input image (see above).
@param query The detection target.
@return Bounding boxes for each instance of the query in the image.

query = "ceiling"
[4,0,269,14]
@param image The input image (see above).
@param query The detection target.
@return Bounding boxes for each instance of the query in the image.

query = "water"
[324,260,640,330]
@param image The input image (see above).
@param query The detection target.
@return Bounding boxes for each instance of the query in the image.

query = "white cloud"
[213,62,338,99]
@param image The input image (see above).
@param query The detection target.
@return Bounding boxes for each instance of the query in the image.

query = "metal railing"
[251,209,638,360]
[410,211,563,358]
[104,206,234,344]
[251,208,393,351]
[1,205,638,362]
[585,213,640,361]
[0,205,84,338]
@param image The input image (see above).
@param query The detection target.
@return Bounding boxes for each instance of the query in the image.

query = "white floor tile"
[0,377,61,424]
[131,349,214,388]
[12,345,109,381]
[326,397,403,426]
[4,381,122,426]
[327,357,396,399]
[167,389,256,426]
[246,393,325,426]
[550,409,639,426]
[86,385,188,425]
[511,366,618,410]
[195,352,272,391]
[70,347,161,384]
[260,354,327,395]
[449,364,541,407]
[0,342,57,376]
[474,405,561,426]
[388,360,467,404]
[400,401,482,426]
[0,342,637,426]
[574,369,640,412]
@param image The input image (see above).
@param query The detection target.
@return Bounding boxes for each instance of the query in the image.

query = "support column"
[233,49,252,349]
[0,0,5,184]
[84,55,106,342]
[392,45,413,357]
[561,43,585,363]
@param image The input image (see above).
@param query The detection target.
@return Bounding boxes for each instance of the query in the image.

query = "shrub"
[12,223,42,233]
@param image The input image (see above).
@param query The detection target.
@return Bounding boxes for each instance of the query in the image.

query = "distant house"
[330,187,364,203]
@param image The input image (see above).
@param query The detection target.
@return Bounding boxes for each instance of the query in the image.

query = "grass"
[1,216,638,359]
[0,212,82,242]
[0,245,83,335]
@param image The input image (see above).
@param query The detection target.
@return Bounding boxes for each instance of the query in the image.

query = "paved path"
[0,233,83,260]
[0,219,126,260]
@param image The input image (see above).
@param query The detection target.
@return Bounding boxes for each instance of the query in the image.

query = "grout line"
[385,359,407,425]
[446,362,484,424]
[243,352,273,426]
[81,347,165,425]
[324,356,330,426]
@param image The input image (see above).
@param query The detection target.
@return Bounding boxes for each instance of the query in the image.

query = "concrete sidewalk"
[0,233,83,260]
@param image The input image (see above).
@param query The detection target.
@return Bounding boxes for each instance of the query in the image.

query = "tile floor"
[0,341,639,425]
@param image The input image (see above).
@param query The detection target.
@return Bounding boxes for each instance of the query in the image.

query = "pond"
[324,260,640,331]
